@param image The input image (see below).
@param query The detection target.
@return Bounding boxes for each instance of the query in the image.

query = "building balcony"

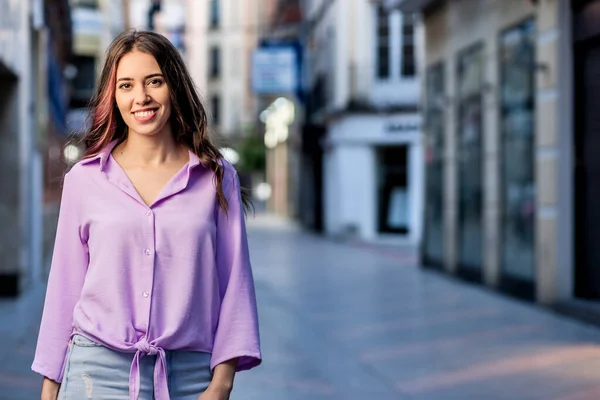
[346,63,420,113]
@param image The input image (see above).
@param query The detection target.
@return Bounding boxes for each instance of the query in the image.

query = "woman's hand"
[197,358,238,400]
[197,384,232,400]
[41,377,60,400]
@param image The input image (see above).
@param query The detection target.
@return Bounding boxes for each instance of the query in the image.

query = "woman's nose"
[135,88,150,105]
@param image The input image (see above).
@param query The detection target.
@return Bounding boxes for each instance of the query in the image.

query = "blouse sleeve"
[31,168,89,382]
[211,166,262,372]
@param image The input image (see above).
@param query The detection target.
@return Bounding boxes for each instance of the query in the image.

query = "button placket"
[142,208,156,340]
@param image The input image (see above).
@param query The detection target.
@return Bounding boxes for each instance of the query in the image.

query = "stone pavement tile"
[0,282,46,399]
[241,291,407,399]
[399,351,600,400]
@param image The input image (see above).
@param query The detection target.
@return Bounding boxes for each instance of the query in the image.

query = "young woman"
[32,30,262,400]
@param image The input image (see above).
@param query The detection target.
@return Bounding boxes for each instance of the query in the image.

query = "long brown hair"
[79,29,250,215]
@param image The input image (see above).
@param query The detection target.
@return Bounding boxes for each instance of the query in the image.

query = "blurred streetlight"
[220,147,240,165]
[63,144,81,164]
[260,97,295,149]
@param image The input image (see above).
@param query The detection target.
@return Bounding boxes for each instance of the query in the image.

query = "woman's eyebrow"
[116,73,164,82]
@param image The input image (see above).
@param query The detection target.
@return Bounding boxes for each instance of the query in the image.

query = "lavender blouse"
[31,140,262,400]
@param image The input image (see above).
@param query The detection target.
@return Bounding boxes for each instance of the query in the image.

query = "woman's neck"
[117,131,187,166]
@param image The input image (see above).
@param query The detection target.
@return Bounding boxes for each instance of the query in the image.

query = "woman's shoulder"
[219,159,239,189]
[63,158,99,185]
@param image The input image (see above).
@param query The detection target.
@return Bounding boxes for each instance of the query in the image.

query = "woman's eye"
[119,83,131,89]
[148,79,163,86]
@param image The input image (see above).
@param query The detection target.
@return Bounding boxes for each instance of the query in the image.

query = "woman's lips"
[132,109,158,123]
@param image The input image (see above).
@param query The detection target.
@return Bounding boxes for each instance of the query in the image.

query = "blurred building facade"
[67,0,127,137]
[391,0,588,306]
[257,0,303,218]
[129,0,187,56]
[186,0,277,140]
[301,0,424,244]
[0,0,72,296]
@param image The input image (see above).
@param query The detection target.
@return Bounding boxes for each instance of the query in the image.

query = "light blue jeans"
[58,334,212,399]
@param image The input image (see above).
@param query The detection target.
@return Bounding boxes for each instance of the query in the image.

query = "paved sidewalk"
[3,214,600,399]
[236,215,600,399]
[0,280,46,398]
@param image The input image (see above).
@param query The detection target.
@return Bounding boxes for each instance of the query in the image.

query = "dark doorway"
[300,124,325,232]
[377,145,409,234]
[573,0,600,299]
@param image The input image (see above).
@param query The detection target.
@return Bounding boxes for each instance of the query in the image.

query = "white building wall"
[305,0,420,110]
[325,114,422,244]
[102,0,127,45]
[337,146,375,239]
[323,146,340,235]
[186,0,207,92]
[332,1,348,111]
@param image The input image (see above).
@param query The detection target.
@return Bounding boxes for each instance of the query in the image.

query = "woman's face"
[115,50,172,138]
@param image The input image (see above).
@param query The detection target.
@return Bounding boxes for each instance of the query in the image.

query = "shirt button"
[146,210,152,216]
[145,249,151,256]
[143,291,149,298]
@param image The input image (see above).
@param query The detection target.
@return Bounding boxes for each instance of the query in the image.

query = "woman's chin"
[127,124,170,138]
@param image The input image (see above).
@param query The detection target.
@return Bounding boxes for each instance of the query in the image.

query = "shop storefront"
[323,114,423,244]
[406,0,571,306]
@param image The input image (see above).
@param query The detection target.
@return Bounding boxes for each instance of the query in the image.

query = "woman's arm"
[32,168,90,384]
[205,358,238,396]
[210,165,262,374]
[41,377,60,400]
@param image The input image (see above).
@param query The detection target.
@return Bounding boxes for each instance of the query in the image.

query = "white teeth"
[134,110,156,117]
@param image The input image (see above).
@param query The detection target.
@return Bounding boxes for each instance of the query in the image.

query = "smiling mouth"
[133,109,158,118]
[132,108,159,122]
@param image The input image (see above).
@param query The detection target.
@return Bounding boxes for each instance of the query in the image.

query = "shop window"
[70,55,96,107]
[376,5,390,79]
[401,14,416,77]
[211,95,220,125]
[456,43,484,275]
[210,0,220,29]
[499,19,536,286]
[209,46,221,79]
[423,62,445,265]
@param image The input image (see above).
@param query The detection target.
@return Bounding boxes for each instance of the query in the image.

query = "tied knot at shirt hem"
[129,338,170,400]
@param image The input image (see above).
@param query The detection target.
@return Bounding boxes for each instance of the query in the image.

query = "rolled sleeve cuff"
[210,351,262,373]
[31,359,65,383]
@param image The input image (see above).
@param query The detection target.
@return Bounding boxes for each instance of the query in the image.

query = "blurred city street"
[5,0,600,399]
[3,214,600,399]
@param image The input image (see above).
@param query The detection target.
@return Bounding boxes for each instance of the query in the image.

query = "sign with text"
[385,120,420,133]
[251,46,298,94]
